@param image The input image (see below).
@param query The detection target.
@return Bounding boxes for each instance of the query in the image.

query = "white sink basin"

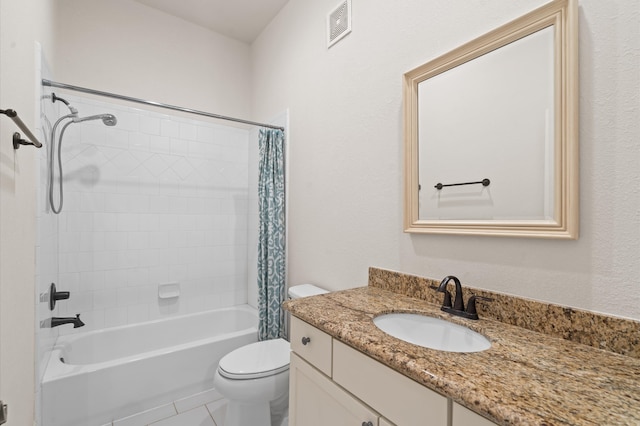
[373,313,491,353]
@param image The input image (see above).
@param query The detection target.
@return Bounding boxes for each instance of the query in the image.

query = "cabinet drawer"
[333,340,448,426]
[290,316,333,376]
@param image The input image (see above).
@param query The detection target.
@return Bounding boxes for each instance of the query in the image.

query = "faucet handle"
[465,295,493,320]
[49,283,70,310]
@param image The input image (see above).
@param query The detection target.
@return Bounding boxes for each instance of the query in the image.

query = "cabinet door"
[380,418,396,426]
[333,340,448,426]
[452,402,497,426]
[290,353,379,426]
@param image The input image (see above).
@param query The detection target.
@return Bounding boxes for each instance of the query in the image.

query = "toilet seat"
[218,338,290,380]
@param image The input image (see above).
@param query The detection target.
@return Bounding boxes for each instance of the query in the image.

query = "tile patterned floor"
[103,388,287,426]
[104,388,228,426]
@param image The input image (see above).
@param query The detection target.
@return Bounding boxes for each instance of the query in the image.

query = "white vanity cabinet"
[289,317,380,425]
[290,353,379,426]
[289,317,453,426]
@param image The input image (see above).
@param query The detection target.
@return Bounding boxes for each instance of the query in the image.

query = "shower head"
[73,113,117,126]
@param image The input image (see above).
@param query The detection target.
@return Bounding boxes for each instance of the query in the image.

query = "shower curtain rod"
[42,79,285,131]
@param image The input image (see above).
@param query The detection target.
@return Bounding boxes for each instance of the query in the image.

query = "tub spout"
[51,314,85,328]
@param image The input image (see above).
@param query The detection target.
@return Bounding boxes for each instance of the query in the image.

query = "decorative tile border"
[369,267,640,358]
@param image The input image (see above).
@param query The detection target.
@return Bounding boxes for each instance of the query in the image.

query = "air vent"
[327,0,352,48]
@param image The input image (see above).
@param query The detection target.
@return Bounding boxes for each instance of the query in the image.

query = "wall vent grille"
[327,0,352,48]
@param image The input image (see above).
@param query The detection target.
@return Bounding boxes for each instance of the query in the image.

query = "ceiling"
[133,0,290,44]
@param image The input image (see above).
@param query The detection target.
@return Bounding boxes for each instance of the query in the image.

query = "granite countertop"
[284,286,640,426]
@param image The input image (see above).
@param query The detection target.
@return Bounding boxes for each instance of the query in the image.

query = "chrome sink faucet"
[434,275,492,320]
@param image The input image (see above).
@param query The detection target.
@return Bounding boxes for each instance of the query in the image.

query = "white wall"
[0,1,56,425]
[252,0,640,320]
[52,0,252,119]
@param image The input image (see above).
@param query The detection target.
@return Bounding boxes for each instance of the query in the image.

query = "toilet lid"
[218,338,290,380]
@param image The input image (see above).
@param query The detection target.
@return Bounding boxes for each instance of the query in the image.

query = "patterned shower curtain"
[257,128,286,341]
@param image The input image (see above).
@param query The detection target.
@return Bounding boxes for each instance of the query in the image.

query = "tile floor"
[101,388,288,426]
[102,388,228,426]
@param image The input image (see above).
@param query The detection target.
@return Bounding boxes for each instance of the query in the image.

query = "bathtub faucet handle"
[49,283,70,310]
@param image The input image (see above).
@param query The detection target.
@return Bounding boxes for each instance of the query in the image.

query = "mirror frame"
[403,0,578,239]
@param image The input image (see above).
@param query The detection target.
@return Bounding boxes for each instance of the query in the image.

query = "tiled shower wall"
[52,95,252,334]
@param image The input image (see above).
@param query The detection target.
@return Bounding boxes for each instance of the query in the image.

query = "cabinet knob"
[301,336,311,345]
[362,422,373,426]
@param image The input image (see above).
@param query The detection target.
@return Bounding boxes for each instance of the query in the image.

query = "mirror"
[403,0,578,238]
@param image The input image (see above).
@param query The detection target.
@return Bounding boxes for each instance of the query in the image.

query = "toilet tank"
[288,284,329,299]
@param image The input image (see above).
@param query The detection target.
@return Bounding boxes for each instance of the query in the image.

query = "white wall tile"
[148,266,169,285]
[150,135,171,153]
[116,213,139,232]
[179,122,197,141]
[94,289,118,310]
[115,111,140,133]
[106,128,130,149]
[116,250,139,269]
[104,306,128,328]
[104,232,126,251]
[138,285,156,304]
[139,214,159,231]
[161,119,180,138]
[104,269,128,288]
[93,251,118,271]
[80,270,106,291]
[130,132,150,150]
[93,212,118,232]
[54,96,250,330]
[126,267,149,287]
[127,232,149,250]
[140,116,161,135]
[148,231,169,249]
[127,304,150,323]
[168,264,187,282]
[170,138,189,156]
[117,287,139,306]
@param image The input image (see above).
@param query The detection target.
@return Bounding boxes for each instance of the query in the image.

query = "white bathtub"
[42,305,258,426]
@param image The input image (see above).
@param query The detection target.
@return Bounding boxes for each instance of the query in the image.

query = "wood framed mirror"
[403,0,578,238]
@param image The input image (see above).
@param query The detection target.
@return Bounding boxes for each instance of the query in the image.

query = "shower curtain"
[257,128,286,340]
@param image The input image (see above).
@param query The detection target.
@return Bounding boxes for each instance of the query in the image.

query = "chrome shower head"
[73,113,117,126]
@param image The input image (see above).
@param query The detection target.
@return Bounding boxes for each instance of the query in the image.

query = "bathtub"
[42,305,258,426]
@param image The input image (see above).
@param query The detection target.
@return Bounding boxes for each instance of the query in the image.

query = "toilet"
[213,284,329,426]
